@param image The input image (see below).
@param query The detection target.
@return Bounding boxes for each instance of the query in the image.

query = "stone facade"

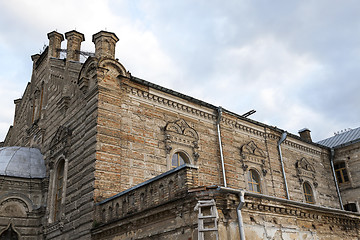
[0,30,359,239]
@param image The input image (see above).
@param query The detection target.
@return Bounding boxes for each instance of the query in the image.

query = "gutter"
[217,187,245,240]
[278,132,290,200]
[216,106,227,187]
[330,148,344,210]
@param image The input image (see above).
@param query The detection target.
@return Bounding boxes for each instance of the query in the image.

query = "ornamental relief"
[164,119,199,162]
[240,141,267,176]
[48,126,72,166]
[295,157,317,187]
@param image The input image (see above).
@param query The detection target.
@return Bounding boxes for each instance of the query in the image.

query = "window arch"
[54,159,65,221]
[303,182,315,204]
[171,151,189,168]
[248,169,261,193]
[334,161,349,184]
[0,224,19,240]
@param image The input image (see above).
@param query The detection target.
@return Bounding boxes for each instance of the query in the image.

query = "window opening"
[54,160,65,221]
[334,162,349,184]
[303,182,314,204]
[248,169,261,193]
[0,225,19,240]
[171,152,188,168]
[344,203,358,212]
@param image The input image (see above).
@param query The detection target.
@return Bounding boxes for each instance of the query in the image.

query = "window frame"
[334,161,350,184]
[303,182,315,204]
[247,169,261,193]
[171,151,189,168]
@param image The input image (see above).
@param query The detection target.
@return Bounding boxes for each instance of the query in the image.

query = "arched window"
[54,159,65,221]
[303,182,315,204]
[334,161,349,184]
[0,224,19,240]
[248,169,261,193]
[171,152,188,168]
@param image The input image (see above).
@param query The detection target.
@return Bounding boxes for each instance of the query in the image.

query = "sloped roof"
[317,127,360,148]
[0,147,46,178]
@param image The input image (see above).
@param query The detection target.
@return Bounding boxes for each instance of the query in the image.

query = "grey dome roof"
[0,147,46,178]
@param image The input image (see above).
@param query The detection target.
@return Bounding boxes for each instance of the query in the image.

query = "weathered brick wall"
[215,193,360,240]
[92,165,199,239]
[91,65,339,209]
[334,141,360,210]
[0,177,44,239]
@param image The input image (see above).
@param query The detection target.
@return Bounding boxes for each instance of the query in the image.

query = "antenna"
[242,110,256,118]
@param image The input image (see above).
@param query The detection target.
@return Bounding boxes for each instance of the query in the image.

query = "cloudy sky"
[0,0,359,142]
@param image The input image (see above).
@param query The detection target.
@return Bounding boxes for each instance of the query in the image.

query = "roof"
[0,147,46,178]
[317,127,360,148]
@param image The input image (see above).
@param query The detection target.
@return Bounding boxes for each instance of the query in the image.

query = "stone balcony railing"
[94,164,198,226]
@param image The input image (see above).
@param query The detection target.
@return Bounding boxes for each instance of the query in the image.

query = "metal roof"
[317,127,360,148]
[0,146,46,178]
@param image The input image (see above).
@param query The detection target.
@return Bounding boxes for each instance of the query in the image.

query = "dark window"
[171,152,188,168]
[303,182,315,204]
[344,203,357,212]
[0,225,18,240]
[248,169,261,193]
[334,162,349,184]
[54,160,65,221]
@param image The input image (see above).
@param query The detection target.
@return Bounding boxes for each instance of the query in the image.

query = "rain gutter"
[217,187,245,240]
[330,148,344,210]
[278,132,290,199]
[216,106,227,187]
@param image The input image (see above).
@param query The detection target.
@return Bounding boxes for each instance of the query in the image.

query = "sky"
[0,0,359,142]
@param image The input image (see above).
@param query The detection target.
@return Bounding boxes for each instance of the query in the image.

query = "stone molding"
[122,83,324,156]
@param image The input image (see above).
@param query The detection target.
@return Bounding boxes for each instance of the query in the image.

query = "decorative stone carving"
[49,126,72,158]
[295,157,316,186]
[240,141,267,176]
[164,119,199,163]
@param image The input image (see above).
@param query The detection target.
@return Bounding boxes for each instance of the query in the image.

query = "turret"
[92,31,119,59]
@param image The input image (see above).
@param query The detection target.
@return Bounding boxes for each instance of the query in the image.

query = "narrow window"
[344,203,358,212]
[38,82,44,119]
[54,159,65,221]
[334,162,349,184]
[303,182,314,204]
[248,169,261,193]
[171,152,188,168]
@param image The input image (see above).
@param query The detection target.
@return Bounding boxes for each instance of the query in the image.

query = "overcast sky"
[0,0,359,142]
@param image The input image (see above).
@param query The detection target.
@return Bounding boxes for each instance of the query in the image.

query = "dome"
[0,147,46,178]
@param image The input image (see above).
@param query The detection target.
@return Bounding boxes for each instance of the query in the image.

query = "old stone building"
[0,30,359,239]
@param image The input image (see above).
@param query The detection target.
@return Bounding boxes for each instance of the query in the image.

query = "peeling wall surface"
[0,30,359,239]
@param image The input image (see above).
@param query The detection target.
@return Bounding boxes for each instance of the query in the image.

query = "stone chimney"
[65,30,85,62]
[47,31,64,58]
[299,128,312,142]
[92,31,119,59]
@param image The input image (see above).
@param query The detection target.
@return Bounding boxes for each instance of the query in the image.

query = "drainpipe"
[277,132,290,200]
[218,187,245,240]
[330,148,344,210]
[216,106,227,187]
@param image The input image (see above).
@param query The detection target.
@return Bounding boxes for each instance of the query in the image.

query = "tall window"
[171,152,188,168]
[334,162,349,184]
[248,169,261,193]
[54,159,65,221]
[303,182,314,204]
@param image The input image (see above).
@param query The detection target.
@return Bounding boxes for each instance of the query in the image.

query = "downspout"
[218,187,245,240]
[330,148,344,210]
[236,191,246,240]
[278,132,290,200]
[216,106,227,187]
